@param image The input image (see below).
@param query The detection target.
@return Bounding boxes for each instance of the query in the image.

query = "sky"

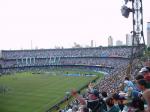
[0,0,150,50]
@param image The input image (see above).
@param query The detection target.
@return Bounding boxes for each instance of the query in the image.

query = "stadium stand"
[0,45,144,75]
[0,46,136,70]
[1,45,148,112]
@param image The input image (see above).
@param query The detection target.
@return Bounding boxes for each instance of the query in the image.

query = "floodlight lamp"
[124,0,128,4]
[121,5,132,18]
[124,0,132,4]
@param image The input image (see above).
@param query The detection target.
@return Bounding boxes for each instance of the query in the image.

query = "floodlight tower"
[121,0,145,75]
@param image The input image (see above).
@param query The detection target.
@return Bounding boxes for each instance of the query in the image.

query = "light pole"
[121,0,145,76]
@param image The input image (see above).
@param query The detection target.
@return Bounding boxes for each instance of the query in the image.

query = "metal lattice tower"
[132,0,145,46]
[130,0,145,76]
[121,0,145,75]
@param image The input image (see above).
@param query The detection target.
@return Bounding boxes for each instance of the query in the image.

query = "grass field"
[0,69,101,112]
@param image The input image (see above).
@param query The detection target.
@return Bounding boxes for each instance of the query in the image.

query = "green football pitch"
[0,69,101,112]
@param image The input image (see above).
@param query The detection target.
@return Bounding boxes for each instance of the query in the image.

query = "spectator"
[137,79,150,112]
[127,97,145,112]
[112,93,123,111]
[139,66,150,82]
[101,91,108,101]
[139,67,150,88]
[105,97,120,112]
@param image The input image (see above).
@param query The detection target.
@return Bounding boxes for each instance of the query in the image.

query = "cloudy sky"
[0,0,150,50]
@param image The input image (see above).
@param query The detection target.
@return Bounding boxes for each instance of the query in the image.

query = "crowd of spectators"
[0,57,129,75]
[0,47,131,76]
[0,46,134,69]
[58,64,150,112]
[0,57,126,66]
[1,46,136,59]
